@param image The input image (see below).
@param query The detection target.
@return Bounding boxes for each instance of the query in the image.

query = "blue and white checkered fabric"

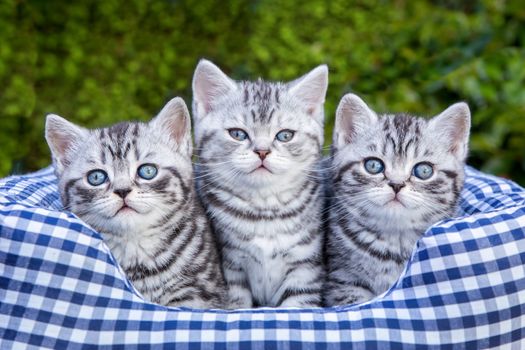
[1,166,524,349]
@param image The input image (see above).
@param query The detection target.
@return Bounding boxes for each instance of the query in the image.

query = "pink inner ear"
[193,61,236,116]
[447,122,468,156]
[49,131,74,164]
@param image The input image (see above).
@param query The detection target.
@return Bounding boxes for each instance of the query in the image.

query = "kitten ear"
[192,59,237,119]
[288,64,328,120]
[45,114,89,172]
[333,93,377,148]
[429,102,471,159]
[152,97,193,156]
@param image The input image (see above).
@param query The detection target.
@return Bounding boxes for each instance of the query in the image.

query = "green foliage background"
[1,0,524,184]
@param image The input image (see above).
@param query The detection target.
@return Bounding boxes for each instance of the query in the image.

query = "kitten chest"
[244,236,294,307]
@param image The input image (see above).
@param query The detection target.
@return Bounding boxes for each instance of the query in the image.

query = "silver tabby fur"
[192,60,328,308]
[45,98,226,308]
[324,93,470,306]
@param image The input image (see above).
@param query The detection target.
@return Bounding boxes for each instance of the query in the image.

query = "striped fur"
[324,94,470,306]
[192,60,328,308]
[45,98,226,308]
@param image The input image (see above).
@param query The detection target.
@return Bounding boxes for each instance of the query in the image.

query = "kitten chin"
[324,93,470,306]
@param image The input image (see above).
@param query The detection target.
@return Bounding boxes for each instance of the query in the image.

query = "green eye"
[87,170,108,186]
[228,129,248,141]
[364,158,384,174]
[138,164,158,180]
[275,130,295,142]
[413,162,433,180]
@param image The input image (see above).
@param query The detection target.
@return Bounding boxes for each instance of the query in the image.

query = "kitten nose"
[388,182,405,194]
[114,188,132,198]
[254,149,271,160]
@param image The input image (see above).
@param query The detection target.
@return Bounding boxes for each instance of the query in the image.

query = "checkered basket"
[1,166,524,349]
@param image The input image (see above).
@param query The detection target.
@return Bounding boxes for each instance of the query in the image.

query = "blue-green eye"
[275,130,295,142]
[364,158,384,174]
[413,162,433,180]
[228,128,248,141]
[138,164,158,180]
[87,170,108,186]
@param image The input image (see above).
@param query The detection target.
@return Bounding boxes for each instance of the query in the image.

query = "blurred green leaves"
[0,0,524,184]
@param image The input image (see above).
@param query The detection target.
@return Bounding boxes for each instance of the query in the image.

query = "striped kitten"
[192,60,328,308]
[324,93,470,306]
[45,98,226,308]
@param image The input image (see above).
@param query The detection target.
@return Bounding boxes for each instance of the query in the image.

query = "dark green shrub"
[1,0,524,184]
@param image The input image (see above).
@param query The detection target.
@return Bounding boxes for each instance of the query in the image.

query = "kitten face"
[332,94,470,225]
[192,60,328,189]
[45,98,193,235]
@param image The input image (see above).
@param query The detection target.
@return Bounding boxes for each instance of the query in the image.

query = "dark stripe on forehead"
[100,147,106,164]
[393,114,413,134]
[380,114,424,158]
[107,144,116,159]
[267,108,275,123]
[243,86,249,106]
[403,138,414,157]
[242,80,282,123]
[133,139,140,160]
[108,122,130,140]
[385,133,396,155]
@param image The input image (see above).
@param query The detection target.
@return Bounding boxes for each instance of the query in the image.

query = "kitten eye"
[364,158,384,174]
[275,130,295,142]
[413,162,434,180]
[87,170,108,186]
[228,128,249,141]
[137,164,158,180]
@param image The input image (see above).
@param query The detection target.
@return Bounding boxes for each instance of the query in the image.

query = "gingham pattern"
[1,166,524,349]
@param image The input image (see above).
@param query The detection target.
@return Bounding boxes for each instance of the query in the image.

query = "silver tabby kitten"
[45,98,226,308]
[324,93,470,306]
[192,60,328,308]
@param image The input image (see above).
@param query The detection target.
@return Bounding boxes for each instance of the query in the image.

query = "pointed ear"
[45,114,89,172]
[333,93,377,148]
[429,102,471,159]
[288,64,328,120]
[151,97,193,157]
[192,59,237,119]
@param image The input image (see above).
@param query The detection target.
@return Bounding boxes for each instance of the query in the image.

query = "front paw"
[227,295,253,309]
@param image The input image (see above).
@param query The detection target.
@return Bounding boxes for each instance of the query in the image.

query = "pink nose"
[254,149,270,160]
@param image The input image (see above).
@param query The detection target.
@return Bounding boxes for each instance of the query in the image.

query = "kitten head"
[45,97,194,235]
[332,93,470,227]
[191,59,328,188]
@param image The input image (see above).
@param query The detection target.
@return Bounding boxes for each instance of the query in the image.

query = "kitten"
[324,93,470,306]
[192,60,328,308]
[45,97,226,308]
